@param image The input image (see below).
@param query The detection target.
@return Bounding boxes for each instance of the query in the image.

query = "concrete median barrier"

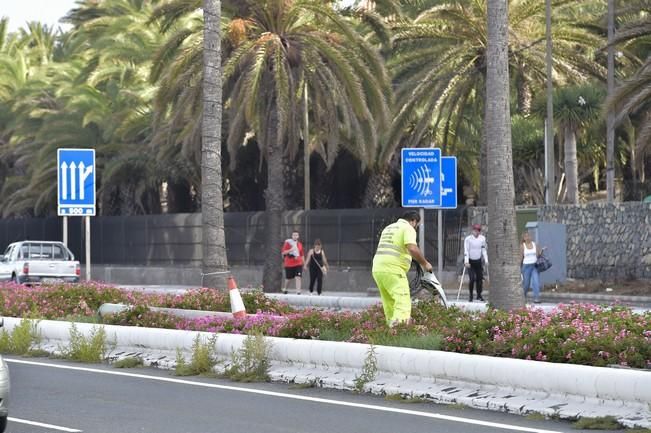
[4,316,650,428]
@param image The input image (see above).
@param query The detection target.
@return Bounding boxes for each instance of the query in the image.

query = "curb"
[97,303,286,321]
[5,317,650,428]
[266,293,380,310]
[266,294,648,314]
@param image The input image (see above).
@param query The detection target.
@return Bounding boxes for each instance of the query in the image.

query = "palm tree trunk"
[201,0,228,289]
[485,0,523,310]
[120,184,139,216]
[479,132,488,205]
[516,74,532,115]
[478,71,488,206]
[263,103,284,292]
[362,167,396,208]
[563,127,579,204]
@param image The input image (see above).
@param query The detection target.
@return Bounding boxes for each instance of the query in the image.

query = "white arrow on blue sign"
[57,148,96,216]
[440,156,458,209]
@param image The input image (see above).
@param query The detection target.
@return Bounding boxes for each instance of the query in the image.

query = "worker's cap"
[472,224,482,231]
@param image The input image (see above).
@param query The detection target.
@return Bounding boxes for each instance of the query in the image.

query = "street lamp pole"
[303,80,310,210]
[606,0,615,203]
[544,0,555,205]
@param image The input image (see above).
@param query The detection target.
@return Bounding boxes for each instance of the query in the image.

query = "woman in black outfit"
[304,239,329,295]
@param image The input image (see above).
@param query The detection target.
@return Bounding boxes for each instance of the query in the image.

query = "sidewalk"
[119,284,651,308]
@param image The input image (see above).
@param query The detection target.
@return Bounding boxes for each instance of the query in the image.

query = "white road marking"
[9,417,82,432]
[8,358,562,433]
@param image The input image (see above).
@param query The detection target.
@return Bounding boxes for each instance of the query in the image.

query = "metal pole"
[606,0,615,203]
[544,119,549,203]
[437,209,443,275]
[62,216,68,246]
[545,0,555,205]
[418,208,425,255]
[303,80,310,210]
[85,216,91,282]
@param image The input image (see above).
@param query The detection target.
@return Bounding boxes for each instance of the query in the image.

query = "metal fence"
[0,207,469,268]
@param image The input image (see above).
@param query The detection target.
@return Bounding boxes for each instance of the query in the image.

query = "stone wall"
[470,203,651,280]
[539,203,650,280]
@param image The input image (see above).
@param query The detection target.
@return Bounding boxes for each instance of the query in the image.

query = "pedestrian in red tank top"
[281,230,304,294]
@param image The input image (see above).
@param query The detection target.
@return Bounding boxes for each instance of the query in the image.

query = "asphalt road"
[4,357,623,433]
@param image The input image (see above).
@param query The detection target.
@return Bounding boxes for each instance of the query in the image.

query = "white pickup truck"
[0,241,80,284]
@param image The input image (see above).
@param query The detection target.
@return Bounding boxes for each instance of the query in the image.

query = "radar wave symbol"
[409,165,434,196]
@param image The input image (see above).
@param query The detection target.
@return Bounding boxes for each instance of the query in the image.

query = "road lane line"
[9,417,82,432]
[7,358,562,433]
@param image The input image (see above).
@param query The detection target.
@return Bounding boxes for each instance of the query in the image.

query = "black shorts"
[285,266,303,279]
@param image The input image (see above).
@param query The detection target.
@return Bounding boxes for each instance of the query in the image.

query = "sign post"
[57,148,96,281]
[401,148,441,262]
[438,156,458,275]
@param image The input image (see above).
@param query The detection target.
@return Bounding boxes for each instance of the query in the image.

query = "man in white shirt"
[464,224,488,302]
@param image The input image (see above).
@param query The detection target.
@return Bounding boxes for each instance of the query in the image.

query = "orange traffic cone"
[228,276,246,319]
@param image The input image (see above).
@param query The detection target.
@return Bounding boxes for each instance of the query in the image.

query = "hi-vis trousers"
[372,271,411,325]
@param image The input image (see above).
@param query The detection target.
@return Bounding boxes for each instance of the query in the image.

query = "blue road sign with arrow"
[440,156,458,209]
[57,148,96,216]
[401,148,441,208]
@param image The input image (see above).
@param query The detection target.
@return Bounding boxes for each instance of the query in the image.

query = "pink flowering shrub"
[0,281,127,319]
[0,283,292,320]
[121,288,293,315]
[1,283,649,369]
[177,313,286,335]
[436,303,651,368]
[276,309,365,340]
[106,304,180,329]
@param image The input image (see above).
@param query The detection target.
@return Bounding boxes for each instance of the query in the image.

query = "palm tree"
[388,0,605,204]
[201,0,228,289]
[63,0,167,215]
[606,0,651,193]
[485,0,523,310]
[0,0,180,217]
[553,84,604,203]
[152,0,390,291]
[228,0,389,291]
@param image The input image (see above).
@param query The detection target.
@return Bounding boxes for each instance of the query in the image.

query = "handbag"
[536,252,552,272]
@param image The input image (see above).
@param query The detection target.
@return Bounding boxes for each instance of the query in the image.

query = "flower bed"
[1,283,649,369]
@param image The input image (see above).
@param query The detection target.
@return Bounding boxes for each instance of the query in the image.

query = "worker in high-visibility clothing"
[372,211,433,325]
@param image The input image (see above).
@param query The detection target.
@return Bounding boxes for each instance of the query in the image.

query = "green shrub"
[278,310,361,340]
[63,314,101,324]
[288,379,318,389]
[102,305,179,329]
[385,393,426,403]
[0,319,41,355]
[353,346,378,393]
[571,416,623,430]
[224,333,272,382]
[370,332,441,350]
[174,334,218,376]
[174,349,192,376]
[318,328,353,342]
[10,319,39,354]
[113,357,143,368]
[63,323,111,363]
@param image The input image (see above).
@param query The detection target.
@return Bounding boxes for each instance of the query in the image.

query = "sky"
[2,0,77,33]
[2,0,358,34]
